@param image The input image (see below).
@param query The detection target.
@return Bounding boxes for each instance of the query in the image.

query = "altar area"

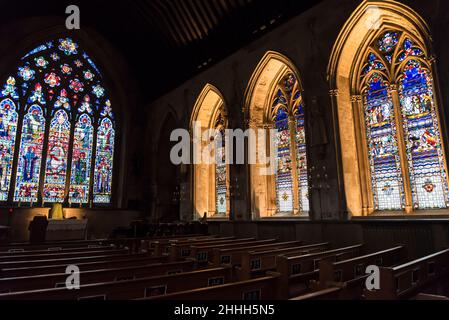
[45,219,88,241]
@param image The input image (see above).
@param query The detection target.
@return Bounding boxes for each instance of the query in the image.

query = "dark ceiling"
[1,0,322,102]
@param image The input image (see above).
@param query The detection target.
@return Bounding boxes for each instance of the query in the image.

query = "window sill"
[353,209,449,221]
[259,214,310,221]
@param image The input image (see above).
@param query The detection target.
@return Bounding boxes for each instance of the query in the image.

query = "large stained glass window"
[359,30,449,212]
[0,99,19,200]
[0,37,116,205]
[271,73,309,215]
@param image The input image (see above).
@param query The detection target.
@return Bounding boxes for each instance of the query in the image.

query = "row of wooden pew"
[0,234,448,300]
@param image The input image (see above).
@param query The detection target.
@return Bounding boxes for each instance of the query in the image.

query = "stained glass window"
[359,30,449,212]
[294,103,309,213]
[363,74,404,210]
[0,99,19,200]
[274,106,293,213]
[270,73,309,215]
[70,114,94,203]
[93,117,115,203]
[399,60,449,209]
[0,37,116,205]
[43,110,71,202]
[14,105,46,202]
[215,125,227,215]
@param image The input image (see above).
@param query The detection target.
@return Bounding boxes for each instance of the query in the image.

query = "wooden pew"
[0,251,160,269]
[276,244,363,299]
[0,245,116,256]
[212,241,303,268]
[0,234,207,253]
[0,255,169,277]
[168,238,257,261]
[238,242,330,280]
[313,246,405,300]
[189,239,278,265]
[0,260,196,293]
[145,272,282,300]
[365,248,449,300]
[290,287,342,300]
[0,248,130,262]
[0,267,233,300]
[150,236,228,256]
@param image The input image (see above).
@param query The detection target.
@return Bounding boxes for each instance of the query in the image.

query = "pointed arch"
[191,84,230,219]
[328,0,449,216]
[0,36,117,205]
[245,51,309,219]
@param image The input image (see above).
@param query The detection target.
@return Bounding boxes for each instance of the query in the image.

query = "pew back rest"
[0,267,233,300]
[366,248,449,300]
[144,272,282,301]
[320,246,404,285]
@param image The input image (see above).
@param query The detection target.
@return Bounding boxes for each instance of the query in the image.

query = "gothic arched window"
[214,114,227,216]
[0,37,115,205]
[191,85,229,219]
[270,73,309,215]
[359,31,449,211]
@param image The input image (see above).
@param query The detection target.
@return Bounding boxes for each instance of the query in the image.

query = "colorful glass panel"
[215,128,227,215]
[14,105,46,202]
[0,99,19,200]
[364,73,404,210]
[274,107,293,213]
[43,110,71,202]
[1,37,116,204]
[377,31,399,53]
[93,118,115,203]
[399,60,449,209]
[294,103,309,213]
[70,114,94,203]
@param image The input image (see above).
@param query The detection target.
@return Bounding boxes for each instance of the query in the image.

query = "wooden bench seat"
[365,248,449,300]
[168,237,257,261]
[276,244,363,299]
[189,239,278,265]
[318,246,405,287]
[238,242,330,280]
[0,255,169,278]
[212,241,303,268]
[0,251,159,269]
[151,236,232,256]
[0,260,196,293]
[309,246,404,300]
[290,287,342,300]
[0,245,116,256]
[0,248,130,262]
[0,267,233,300]
[144,272,282,300]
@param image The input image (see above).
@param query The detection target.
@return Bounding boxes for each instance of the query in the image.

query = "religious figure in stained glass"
[93,117,115,203]
[0,37,116,205]
[70,114,93,203]
[14,106,46,202]
[0,99,18,200]
[43,110,71,202]
[359,30,449,212]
